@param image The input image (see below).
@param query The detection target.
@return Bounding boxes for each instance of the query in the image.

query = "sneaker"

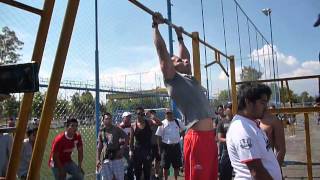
[152,174,160,180]
[314,14,320,27]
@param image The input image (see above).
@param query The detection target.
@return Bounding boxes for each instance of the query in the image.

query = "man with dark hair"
[119,111,134,180]
[152,13,217,180]
[17,126,38,179]
[226,83,281,179]
[97,113,128,180]
[129,107,152,180]
[259,105,286,166]
[215,105,224,128]
[49,118,84,180]
[156,109,185,180]
[217,103,233,180]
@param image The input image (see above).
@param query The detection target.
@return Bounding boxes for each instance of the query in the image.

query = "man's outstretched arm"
[153,13,176,80]
[175,27,190,61]
[273,115,286,165]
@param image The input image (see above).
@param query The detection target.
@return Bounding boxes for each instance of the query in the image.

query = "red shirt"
[48,132,83,167]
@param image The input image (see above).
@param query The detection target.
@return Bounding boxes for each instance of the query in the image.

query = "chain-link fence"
[0,77,170,179]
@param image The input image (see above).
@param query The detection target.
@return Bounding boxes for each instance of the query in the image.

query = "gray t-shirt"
[164,73,214,128]
[0,133,13,177]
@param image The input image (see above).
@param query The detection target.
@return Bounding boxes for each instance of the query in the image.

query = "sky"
[0,0,319,98]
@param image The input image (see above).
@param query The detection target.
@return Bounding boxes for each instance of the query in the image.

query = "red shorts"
[184,129,218,180]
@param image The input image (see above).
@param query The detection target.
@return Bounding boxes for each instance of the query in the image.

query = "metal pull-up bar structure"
[128,0,230,77]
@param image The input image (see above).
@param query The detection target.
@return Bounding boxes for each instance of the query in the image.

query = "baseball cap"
[122,112,132,118]
[165,108,173,113]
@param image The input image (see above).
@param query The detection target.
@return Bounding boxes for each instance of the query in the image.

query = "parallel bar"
[6,0,55,179]
[230,56,237,115]
[204,60,217,68]
[303,113,313,180]
[27,0,80,179]
[192,32,201,83]
[236,75,320,84]
[205,53,229,76]
[217,61,229,77]
[268,106,320,114]
[0,0,43,15]
[128,0,230,59]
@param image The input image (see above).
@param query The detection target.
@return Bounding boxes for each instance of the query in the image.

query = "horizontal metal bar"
[268,106,320,114]
[39,84,168,97]
[0,0,43,15]
[236,75,320,85]
[128,0,231,59]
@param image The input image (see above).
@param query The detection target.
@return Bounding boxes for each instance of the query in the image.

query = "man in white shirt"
[156,109,185,180]
[226,83,282,180]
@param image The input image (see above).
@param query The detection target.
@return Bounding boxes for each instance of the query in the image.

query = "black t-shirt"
[133,120,152,149]
[217,119,231,155]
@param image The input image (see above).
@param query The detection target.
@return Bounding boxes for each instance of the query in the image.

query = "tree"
[70,91,94,120]
[32,92,44,118]
[299,91,314,106]
[240,66,262,81]
[279,87,293,103]
[217,90,229,103]
[2,95,19,118]
[54,97,70,120]
[0,26,24,64]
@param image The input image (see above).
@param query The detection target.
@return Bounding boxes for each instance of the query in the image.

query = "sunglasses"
[136,112,145,116]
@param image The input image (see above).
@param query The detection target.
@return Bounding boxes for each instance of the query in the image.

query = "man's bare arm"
[96,134,103,162]
[77,145,83,168]
[153,13,176,80]
[246,159,273,180]
[272,115,286,165]
[217,133,226,143]
[175,27,190,60]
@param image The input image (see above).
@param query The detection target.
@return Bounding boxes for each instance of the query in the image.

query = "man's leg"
[142,151,152,180]
[153,145,161,178]
[51,167,66,180]
[219,154,233,180]
[163,168,169,180]
[100,160,113,180]
[64,161,84,180]
[133,149,143,180]
[160,145,170,180]
[112,159,125,180]
[184,129,218,180]
[172,144,182,180]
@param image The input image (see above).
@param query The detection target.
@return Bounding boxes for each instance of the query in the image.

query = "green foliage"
[0,26,24,64]
[299,91,314,105]
[240,66,262,81]
[32,92,45,118]
[54,97,70,120]
[1,95,19,118]
[212,89,230,110]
